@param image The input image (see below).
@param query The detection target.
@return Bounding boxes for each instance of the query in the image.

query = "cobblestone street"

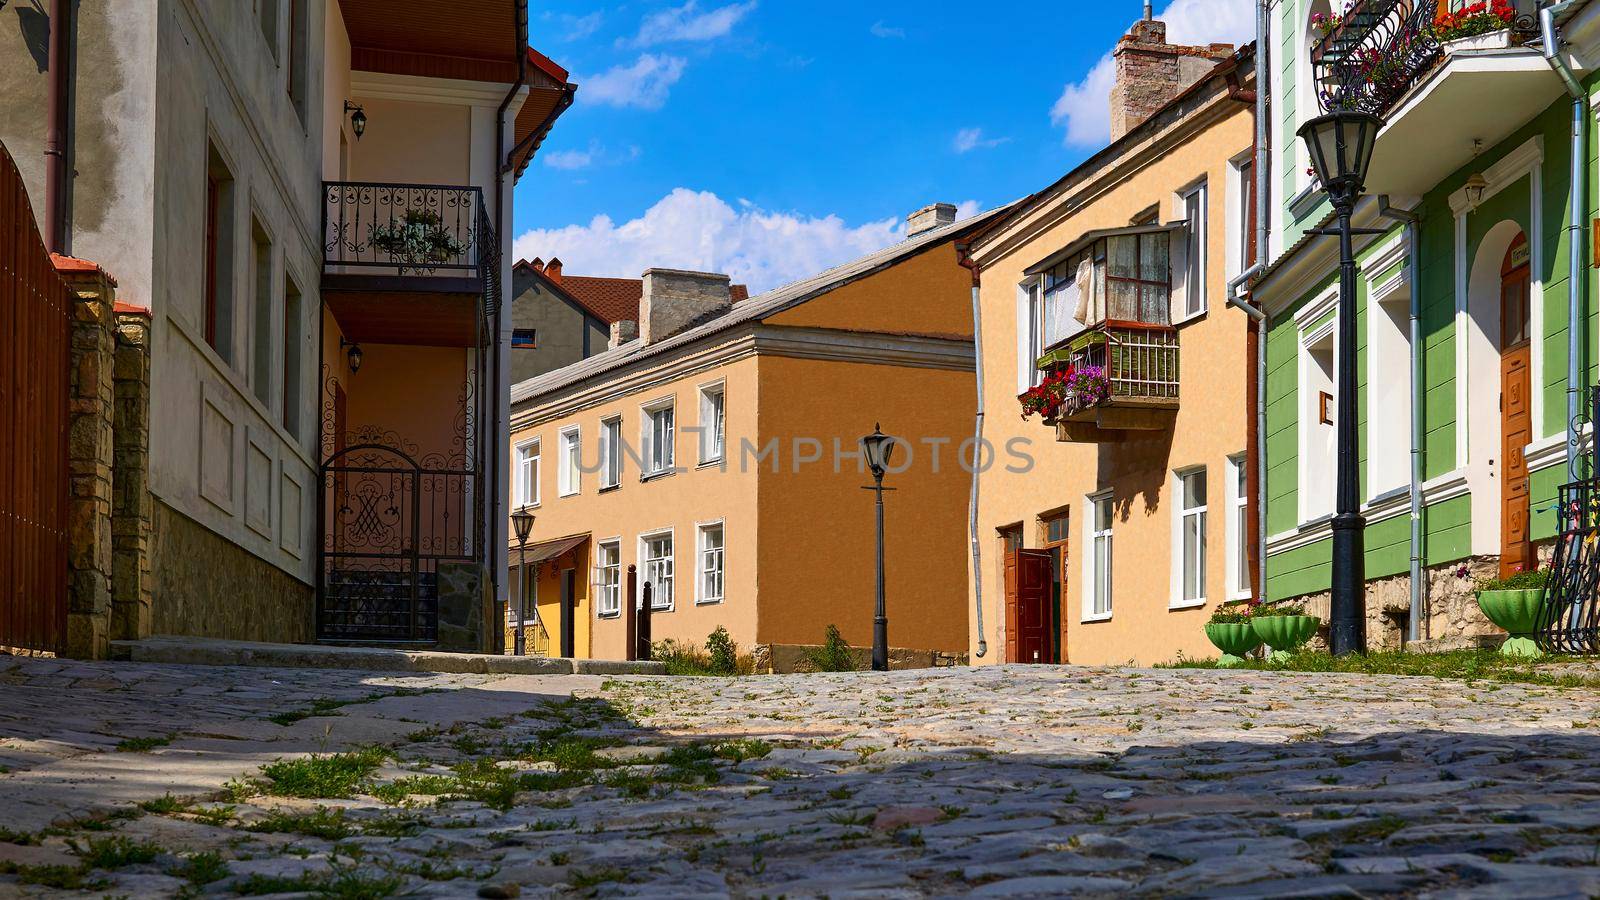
[5,658,1600,896]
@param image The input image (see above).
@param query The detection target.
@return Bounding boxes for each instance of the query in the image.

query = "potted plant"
[1019,369,1070,424]
[1060,365,1111,418]
[1433,0,1517,51]
[1204,599,1262,666]
[1475,567,1548,658]
[367,208,469,273]
[1251,600,1321,662]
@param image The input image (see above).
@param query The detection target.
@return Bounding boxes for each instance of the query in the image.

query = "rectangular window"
[1237,159,1256,270]
[1177,468,1208,606]
[282,274,303,440]
[515,440,540,507]
[599,416,622,489]
[558,427,580,497]
[250,217,274,406]
[1228,454,1251,599]
[595,541,621,617]
[643,400,675,477]
[697,523,724,604]
[204,145,236,364]
[1181,181,1207,318]
[512,328,537,349]
[287,0,308,122]
[699,383,725,463]
[1087,493,1113,619]
[642,532,674,610]
[1025,279,1044,387]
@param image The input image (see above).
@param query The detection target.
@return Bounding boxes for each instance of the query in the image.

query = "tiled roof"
[514,266,750,325]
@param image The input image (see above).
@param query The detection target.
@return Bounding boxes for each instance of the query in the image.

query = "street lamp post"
[511,507,535,657]
[1297,110,1383,656]
[860,424,897,672]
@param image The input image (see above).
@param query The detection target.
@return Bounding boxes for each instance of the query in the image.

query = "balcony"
[1038,321,1180,443]
[321,181,499,347]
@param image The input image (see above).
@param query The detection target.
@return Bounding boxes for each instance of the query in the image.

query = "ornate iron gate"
[1535,386,1600,653]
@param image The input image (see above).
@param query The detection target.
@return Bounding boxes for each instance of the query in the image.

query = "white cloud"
[580,54,687,110]
[1050,0,1254,147]
[513,189,981,294]
[627,1,757,47]
[953,127,1010,154]
[544,147,594,170]
[542,142,642,171]
[869,21,905,38]
[554,11,604,41]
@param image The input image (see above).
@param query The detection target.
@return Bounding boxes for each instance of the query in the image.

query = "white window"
[1299,318,1337,523]
[1085,492,1114,620]
[1180,181,1207,318]
[642,400,675,477]
[1026,280,1044,387]
[558,426,581,497]
[514,439,540,507]
[697,522,724,604]
[699,383,726,464]
[1367,282,1413,499]
[595,540,621,617]
[1227,454,1251,600]
[599,416,622,489]
[641,531,674,610]
[1174,468,1208,607]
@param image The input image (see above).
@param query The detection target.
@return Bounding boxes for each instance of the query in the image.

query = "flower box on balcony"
[1036,320,1179,441]
[1440,28,1513,52]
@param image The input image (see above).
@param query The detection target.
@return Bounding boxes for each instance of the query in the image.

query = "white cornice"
[1265,468,1470,556]
[1255,199,1409,315]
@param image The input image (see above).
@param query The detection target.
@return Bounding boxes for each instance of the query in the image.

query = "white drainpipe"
[1542,0,1588,481]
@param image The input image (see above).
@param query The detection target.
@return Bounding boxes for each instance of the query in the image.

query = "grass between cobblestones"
[1162,648,1600,689]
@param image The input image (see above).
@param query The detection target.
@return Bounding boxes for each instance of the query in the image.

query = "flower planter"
[1476,588,1544,658]
[1251,615,1320,662]
[1441,29,1513,54]
[1204,622,1261,666]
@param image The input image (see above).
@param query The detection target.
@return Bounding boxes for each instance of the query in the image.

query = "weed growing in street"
[259,747,389,799]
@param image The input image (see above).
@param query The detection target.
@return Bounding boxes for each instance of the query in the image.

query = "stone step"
[109,635,666,676]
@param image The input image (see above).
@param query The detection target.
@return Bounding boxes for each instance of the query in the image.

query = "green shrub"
[705,626,739,675]
[258,747,388,799]
[72,835,161,869]
[1477,568,1550,592]
[804,624,858,671]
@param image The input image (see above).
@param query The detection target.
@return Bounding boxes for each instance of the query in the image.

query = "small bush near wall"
[653,627,754,676]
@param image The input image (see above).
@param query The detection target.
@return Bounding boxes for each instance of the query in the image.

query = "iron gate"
[317,443,476,643]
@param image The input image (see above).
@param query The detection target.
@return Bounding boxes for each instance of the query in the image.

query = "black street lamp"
[1297,110,1383,656]
[860,424,897,672]
[511,506,535,656]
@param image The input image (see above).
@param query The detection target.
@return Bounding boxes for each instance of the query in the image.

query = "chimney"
[609,319,638,349]
[528,256,544,272]
[1109,17,1234,141]
[639,268,732,345]
[544,257,563,282]
[907,203,958,238]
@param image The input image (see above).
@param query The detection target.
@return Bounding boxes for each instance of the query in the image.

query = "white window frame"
[698,381,726,465]
[594,538,622,618]
[514,438,541,508]
[1226,453,1252,601]
[1082,491,1114,622]
[1171,467,1208,609]
[1226,149,1255,278]
[695,519,725,605]
[558,425,581,497]
[1016,278,1045,392]
[639,528,675,611]
[641,397,676,478]
[599,415,622,489]
[1176,179,1208,321]
[1296,296,1339,525]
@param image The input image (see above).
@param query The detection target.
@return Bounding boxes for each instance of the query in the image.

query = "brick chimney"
[609,319,638,349]
[639,268,732,345]
[544,257,563,282]
[907,203,958,238]
[1109,15,1234,141]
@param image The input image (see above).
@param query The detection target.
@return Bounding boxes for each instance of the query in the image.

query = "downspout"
[956,244,988,659]
[43,0,73,253]
[1377,196,1423,644]
[1542,0,1588,482]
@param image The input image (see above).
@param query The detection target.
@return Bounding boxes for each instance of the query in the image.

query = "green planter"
[1251,615,1320,662]
[1204,622,1261,666]
[1476,588,1544,658]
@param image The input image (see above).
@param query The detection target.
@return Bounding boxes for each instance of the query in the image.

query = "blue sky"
[512,0,1253,292]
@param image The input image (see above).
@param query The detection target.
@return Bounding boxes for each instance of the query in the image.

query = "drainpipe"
[1542,0,1588,482]
[1377,196,1423,644]
[43,0,73,254]
[956,244,988,659]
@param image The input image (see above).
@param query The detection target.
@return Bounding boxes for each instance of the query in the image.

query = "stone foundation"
[149,500,313,643]
[436,562,489,653]
[111,308,152,642]
[61,263,116,659]
[759,644,968,674]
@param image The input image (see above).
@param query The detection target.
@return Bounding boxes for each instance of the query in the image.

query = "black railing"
[323,181,493,276]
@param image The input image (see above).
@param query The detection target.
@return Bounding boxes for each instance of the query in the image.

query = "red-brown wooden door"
[1499,235,1533,579]
[1005,549,1054,663]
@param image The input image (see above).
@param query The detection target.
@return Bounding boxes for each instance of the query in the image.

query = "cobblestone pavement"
[5,660,1600,896]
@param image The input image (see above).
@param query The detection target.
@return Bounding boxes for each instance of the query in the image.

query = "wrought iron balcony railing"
[323,181,495,277]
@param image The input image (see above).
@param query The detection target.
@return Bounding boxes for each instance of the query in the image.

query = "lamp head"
[859,423,896,481]
[511,506,535,544]
[345,101,367,140]
[1297,110,1383,210]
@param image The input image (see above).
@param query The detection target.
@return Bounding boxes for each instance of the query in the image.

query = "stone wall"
[61,262,116,659]
[112,308,153,641]
[436,562,489,653]
[758,644,968,674]
[149,501,313,643]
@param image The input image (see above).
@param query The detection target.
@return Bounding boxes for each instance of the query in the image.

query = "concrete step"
[110,635,666,676]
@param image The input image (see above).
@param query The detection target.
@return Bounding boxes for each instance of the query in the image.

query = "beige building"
[966,19,1259,666]
[507,205,1006,667]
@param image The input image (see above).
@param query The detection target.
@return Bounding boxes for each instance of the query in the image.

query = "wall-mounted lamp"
[1464,173,1489,208]
[340,337,363,373]
[344,101,367,140]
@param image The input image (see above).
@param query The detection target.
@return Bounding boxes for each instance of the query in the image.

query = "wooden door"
[1499,235,1533,579]
[1011,550,1054,663]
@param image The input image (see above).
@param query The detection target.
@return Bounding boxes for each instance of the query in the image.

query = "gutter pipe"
[956,245,988,659]
[1377,196,1423,644]
[43,0,73,254]
[1542,0,1588,482]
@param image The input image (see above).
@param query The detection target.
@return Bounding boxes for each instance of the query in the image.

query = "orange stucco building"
[507,205,1007,668]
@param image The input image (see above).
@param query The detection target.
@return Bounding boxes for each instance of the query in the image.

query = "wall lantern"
[340,337,363,373]
[1463,173,1489,208]
[344,101,367,140]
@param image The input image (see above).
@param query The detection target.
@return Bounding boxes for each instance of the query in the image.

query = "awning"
[1023,220,1187,277]
[514,533,589,564]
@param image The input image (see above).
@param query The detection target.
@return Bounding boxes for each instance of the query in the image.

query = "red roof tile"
[514,259,748,325]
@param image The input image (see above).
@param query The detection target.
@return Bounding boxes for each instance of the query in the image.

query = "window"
[697,523,724,604]
[1181,181,1207,318]
[699,383,725,463]
[641,531,674,610]
[282,274,303,440]
[599,416,622,489]
[558,427,580,497]
[515,440,540,507]
[1368,283,1413,498]
[257,0,279,58]
[595,541,621,617]
[1023,279,1044,388]
[251,217,274,406]
[1086,493,1114,619]
[642,400,675,477]
[204,144,236,364]
[512,328,538,349]
[1175,469,1208,607]
[287,0,308,122]
[1237,158,1256,271]
[1300,322,1337,522]
[1227,454,1251,600]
